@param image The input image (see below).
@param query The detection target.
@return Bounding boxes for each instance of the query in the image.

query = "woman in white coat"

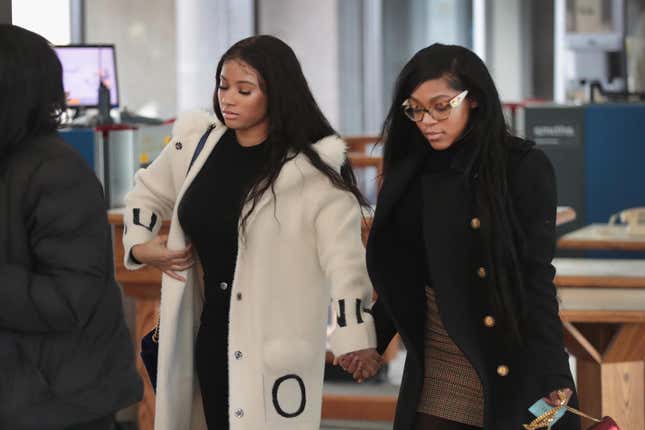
[122,35,380,430]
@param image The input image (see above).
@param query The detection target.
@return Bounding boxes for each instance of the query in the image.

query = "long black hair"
[381,43,526,343]
[212,35,369,233]
[0,25,66,161]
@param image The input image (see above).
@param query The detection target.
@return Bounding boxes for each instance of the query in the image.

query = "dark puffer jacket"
[0,134,142,429]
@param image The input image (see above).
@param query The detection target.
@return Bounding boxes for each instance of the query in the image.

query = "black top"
[179,129,269,308]
[177,129,269,429]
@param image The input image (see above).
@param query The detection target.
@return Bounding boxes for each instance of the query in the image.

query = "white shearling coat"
[122,111,377,430]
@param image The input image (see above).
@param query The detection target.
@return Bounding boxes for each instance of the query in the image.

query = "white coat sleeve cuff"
[122,206,164,270]
[122,224,157,270]
[328,316,377,357]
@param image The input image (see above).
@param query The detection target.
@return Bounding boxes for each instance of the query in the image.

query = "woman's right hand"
[131,235,194,282]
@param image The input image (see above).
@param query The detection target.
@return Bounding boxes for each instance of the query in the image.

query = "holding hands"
[333,348,384,383]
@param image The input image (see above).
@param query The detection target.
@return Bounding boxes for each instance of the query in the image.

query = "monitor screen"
[54,45,119,108]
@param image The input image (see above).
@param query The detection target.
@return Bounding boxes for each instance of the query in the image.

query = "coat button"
[175,141,182,150]
[236,293,243,301]
[477,267,487,279]
[234,351,243,360]
[219,282,228,291]
[470,217,481,230]
[483,315,496,327]
[234,408,244,418]
[497,365,509,377]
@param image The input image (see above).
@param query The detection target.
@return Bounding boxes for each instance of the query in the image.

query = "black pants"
[65,416,115,430]
[415,413,483,430]
[196,321,229,430]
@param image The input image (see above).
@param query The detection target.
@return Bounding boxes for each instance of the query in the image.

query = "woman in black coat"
[0,25,142,429]
[341,44,579,430]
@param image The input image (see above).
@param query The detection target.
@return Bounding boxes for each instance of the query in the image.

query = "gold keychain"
[524,390,602,430]
[549,391,568,430]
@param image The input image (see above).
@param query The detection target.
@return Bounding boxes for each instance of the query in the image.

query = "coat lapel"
[369,153,426,234]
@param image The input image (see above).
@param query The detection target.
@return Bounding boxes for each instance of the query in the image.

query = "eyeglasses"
[401,90,469,122]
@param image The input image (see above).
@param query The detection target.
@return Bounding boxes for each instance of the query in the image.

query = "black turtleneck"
[392,138,463,286]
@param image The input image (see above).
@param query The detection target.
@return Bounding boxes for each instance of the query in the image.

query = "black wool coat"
[0,134,142,429]
[367,137,580,430]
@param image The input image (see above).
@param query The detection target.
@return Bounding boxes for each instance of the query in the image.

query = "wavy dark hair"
[212,35,369,233]
[0,25,66,161]
[381,43,526,343]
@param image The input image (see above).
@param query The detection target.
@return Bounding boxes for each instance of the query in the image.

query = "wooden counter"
[558,224,645,252]
[556,206,577,227]
[554,258,645,429]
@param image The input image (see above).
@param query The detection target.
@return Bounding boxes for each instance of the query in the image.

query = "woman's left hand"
[544,387,573,407]
[334,349,383,383]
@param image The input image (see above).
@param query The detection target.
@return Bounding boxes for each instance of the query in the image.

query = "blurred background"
[3,1,645,429]
[6,0,645,132]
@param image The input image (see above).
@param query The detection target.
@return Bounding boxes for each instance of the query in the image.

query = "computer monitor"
[54,44,120,108]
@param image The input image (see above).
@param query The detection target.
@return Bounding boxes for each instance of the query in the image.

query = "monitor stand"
[62,107,108,128]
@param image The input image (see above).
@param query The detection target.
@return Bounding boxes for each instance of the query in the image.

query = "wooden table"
[322,382,398,422]
[344,136,380,154]
[556,206,577,227]
[556,224,645,427]
[554,258,645,429]
[348,153,383,175]
[558,224,645,251]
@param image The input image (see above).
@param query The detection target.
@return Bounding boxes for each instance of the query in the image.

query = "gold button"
[477,267,487,278]
[483,315,496,327]
[470,217,481,230]
[497,365,509,377]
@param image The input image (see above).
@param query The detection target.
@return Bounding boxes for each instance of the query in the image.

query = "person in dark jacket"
[339,44,579,430]
[0,24,142,430]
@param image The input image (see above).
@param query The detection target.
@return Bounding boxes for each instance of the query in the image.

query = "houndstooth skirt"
[416,287,484,428]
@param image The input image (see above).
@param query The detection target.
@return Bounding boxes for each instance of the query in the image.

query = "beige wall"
[85,0,177,118]
[258,0,340,129]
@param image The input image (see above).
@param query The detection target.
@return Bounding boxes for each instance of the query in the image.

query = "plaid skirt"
[416,287,484,428]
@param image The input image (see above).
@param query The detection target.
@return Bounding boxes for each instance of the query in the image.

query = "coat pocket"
[262,338,320,425]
